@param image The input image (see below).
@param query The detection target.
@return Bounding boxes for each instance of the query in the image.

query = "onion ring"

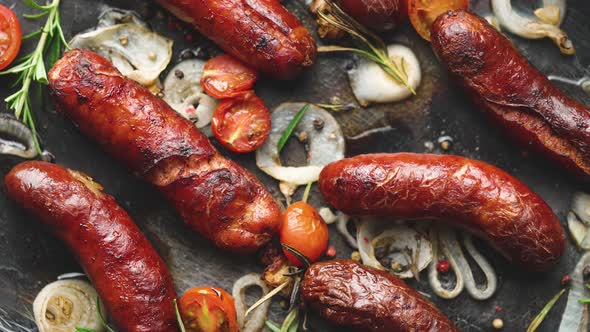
[232,274,270,332]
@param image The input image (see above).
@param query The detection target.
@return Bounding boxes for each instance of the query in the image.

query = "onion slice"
[163,59,217,127]
[428,228,497,300]
[357,218,432,279]
[491,0,574,55]
[558,252,590,332]
[256,103,344,188]
[70,24,173,86]
[0,113,38,159]
[33,279,104,332]
[348,44,421,107]
[337,214,358,249]
[232,274,270,332]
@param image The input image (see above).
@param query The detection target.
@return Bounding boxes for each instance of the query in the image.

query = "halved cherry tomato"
[280,201,329,267]
[201,54,259,99]
[211,91,271,153]
[179,287,238,332]
[408,0,469,41]
[0,5,22,70]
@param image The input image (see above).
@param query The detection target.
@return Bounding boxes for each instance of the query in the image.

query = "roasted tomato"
[0,4,22,70]
[179,287,238,332]
[201,54,259,99]
[280,201,329,267]
[211,91,271,153]
[408,0,469,41]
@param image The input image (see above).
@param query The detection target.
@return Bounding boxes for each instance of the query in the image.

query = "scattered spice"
[325,246,336,257]
[313,118,325,130]
[561,274,572,287]
[148,52,157,61]
[156,91,165,98]
[492,318,504,330]
[174,69,185,79]
[351,251,361,261]
[436,260,450,274]
[440,140,451,151]
[279,299,289,310]
[296,131,309,144]
[119,35,129,46]
[495,305,503,313]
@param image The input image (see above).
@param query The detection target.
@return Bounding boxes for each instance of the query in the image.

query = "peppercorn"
[174,69,185,79]
[492,318,504,330]
[313,118,325,131]
[436,260,450,274]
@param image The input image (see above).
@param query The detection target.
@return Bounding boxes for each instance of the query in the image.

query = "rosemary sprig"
[174,299,187,332]
[0,0,69,154]
[277,104,310,154]
[527,288,567,332]
[317,0,415,95]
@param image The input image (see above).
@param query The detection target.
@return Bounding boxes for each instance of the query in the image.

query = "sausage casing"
[431,10,590,180]
[48,49,281,253]
[4,161,178,332]
[301,259,458,332]
[319,153,565,271]
[156,0,317,80]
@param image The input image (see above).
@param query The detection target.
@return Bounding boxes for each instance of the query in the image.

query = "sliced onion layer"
[232,274,270,332]
[357,218,432,279]
[558,252,590,332]
[163,59,217,127]
[33,279,104,332]
[348,44,421,106]
[491,0,574,55]
[256,103,344,188]
[70,23,173,86]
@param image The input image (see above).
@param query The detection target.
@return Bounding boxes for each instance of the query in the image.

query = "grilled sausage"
[301,259,458,332]
[337,0,406,32]
[155,0,317,80]
[4,161,178,332]
[431,10,590,180]
[319,153,565,272]
[48,49,281,254]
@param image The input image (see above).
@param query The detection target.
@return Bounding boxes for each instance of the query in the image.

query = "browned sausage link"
[4,161,178,332]
[431,10,590,179]
[319,153,565,272]
[48,49,281,253]
[156,0,317,80]
[301,259,459,332]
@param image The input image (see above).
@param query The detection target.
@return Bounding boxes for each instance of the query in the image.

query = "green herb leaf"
[301,181,313,204]
[265,320,281,332]
[173,299,187,332]
[280,308,299,332]
[245,280,290,317]
[75,328,96,332]
[277,104,310,154]
[282,244,311,268]
[527,288,567,332]
[96,297,117,332]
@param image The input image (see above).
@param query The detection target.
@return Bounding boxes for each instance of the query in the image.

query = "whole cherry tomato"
[0,4,22,70]
[408,0,469,41]
[211,91,271,153]
[179,287,238,332]
[201,54,258,99]
[280,201,329,267]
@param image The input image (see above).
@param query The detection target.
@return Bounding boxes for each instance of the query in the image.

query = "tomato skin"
[201,54,259,99]
[179,287,238,332]
[280,201,329,267]
[407,0,469,41]
[0,4,22,70]
[211,91,271,153]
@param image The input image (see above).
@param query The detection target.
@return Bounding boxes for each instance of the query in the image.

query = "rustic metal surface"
[0,0,589,331]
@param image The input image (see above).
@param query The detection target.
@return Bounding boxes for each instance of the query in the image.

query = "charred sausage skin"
[431,10,590,180]
[48,49,281,253]
[319,153,565,272]
[301,259,459,332]
[4,161,178,332]
[156,0,317,80]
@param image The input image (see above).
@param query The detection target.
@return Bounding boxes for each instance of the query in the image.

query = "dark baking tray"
[1,0,589,331]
